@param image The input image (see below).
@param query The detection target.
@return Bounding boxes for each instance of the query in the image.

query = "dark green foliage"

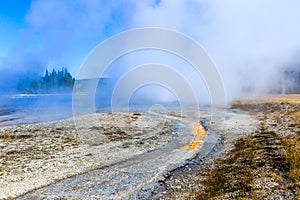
[18,67,75,94]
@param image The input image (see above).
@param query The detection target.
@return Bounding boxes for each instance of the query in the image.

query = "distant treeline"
[17,68,75,94]
[233,66,300,96]
[277,67,300,94]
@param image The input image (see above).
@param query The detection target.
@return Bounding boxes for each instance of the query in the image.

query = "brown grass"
[196,136,255,199]
[283,112,300,197]
[0,134,32,140]
[195,128,289,199]
[196,95,300,199]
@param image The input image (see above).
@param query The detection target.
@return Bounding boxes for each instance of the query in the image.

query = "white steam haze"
[1,0,300,103]
[131,0,300,100]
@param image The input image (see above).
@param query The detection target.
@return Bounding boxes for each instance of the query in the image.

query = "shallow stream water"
[0,94,181,126]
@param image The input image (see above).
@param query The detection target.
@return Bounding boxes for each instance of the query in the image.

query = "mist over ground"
[1,0,300,104]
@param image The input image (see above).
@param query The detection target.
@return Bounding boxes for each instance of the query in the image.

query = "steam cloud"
[131,0,300,100]
[1,0,300,101]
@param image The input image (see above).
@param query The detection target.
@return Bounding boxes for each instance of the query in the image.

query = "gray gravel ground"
[17,118,197,200]
[15,108,257,199]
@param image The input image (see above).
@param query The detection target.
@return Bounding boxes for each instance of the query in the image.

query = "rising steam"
[1,0,300,102]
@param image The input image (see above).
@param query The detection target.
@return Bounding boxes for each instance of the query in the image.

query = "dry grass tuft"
[196,95,300,199]
[283,111,300,196]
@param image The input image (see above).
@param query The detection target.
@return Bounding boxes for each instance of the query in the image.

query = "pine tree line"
[18,68,75,94]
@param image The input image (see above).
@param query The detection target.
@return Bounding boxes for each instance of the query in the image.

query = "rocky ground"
[16,110,211,199]
[150,95,300,199]
[1,95,299,199]
[0,112,173,199]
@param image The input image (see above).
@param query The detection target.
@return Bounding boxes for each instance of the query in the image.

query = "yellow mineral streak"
[184,123,207,151]
[193,123,207,140]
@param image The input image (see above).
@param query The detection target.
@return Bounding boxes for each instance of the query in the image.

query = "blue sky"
[0,0,167,75]
[0,0,300,98]
[0,0,135,74]
[0,0,32,57]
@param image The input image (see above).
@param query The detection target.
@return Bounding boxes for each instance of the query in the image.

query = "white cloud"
[129,0,300,99]
[2,0,300,99]
[21,0,136,74]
